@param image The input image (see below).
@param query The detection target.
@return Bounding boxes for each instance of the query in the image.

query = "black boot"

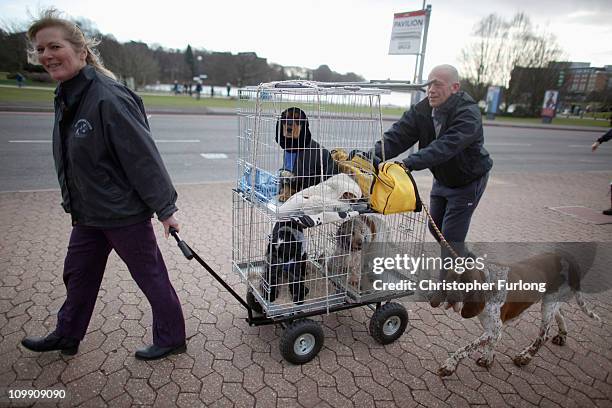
[135,343,187,360]
[21,331,80,355]
[603,208,612,216]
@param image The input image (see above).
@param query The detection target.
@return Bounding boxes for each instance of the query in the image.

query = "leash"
[420,203,461,259]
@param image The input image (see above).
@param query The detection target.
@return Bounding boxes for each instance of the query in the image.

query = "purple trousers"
[56,220,185,347]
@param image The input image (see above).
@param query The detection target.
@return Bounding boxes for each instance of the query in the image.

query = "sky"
[1,0,611,82]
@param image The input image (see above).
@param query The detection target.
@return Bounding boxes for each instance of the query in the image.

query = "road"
[0,112,610,192]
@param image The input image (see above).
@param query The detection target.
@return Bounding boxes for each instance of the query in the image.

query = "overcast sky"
[2,0,611,82]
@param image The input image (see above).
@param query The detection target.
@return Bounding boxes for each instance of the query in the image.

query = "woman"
[21,9,186,360]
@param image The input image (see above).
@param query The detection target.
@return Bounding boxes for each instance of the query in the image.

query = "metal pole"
[418,5,431,84]
[414,5,432,104]
[412,0,427,86]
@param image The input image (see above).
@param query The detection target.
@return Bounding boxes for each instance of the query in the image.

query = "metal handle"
[169,227,193,260]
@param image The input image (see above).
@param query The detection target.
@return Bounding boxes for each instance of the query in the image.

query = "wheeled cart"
[173,80,429,364]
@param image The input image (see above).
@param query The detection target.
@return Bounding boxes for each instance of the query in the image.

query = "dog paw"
[438,360,456,377]
[551,334,566,346]
[437,366,455,377]
[476,356,494,368]
[513,354,531,366]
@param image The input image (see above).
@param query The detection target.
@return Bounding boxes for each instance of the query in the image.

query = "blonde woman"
[21,9,186,360]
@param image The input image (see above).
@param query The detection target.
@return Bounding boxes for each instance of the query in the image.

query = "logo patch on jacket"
[74,119,93,137]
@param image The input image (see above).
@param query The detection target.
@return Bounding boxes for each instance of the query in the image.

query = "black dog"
[264,222,309,304]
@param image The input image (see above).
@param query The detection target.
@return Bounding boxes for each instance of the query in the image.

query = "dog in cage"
[264,221,310,304]
[331,215,390,289]
[275,107,339,202]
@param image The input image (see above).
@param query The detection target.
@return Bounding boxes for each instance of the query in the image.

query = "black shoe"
[21,331,80,355]
[603,208,612,216]
[135,343,187,360]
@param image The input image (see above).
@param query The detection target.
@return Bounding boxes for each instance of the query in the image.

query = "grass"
[140,93,236,109]
[0,79,56,88]
[0,85,609,128]
[0,87,55,104]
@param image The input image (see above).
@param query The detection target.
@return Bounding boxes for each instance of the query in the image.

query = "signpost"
[388,4,431,103]
[388,10,426,56]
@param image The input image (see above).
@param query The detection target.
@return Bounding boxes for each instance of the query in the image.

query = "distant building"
[526,61,612,112]
[507,61,611,115]
[553,62,612,94]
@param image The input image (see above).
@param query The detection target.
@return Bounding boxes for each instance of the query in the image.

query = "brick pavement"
[0,171,611,407]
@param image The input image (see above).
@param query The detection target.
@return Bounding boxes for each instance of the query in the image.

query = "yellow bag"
[330,149,376,198]
[370,162,422,214]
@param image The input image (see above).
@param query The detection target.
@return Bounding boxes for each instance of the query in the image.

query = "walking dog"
[437,251,601,377]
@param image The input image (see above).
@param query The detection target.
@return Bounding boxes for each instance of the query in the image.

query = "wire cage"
[232,80,428,319]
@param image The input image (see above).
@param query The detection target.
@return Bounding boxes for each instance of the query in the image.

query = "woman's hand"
[591,141,600,152]
[161,214,180,238]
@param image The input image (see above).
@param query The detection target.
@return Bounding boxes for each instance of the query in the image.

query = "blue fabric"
[283,151,297,172]
[239,166,279,202]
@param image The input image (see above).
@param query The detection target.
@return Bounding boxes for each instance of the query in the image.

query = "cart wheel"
[246,289,264,315]
[369,302,408,345]
[279,319,324,364]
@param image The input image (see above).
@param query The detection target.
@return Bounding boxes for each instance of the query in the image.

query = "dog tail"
[563,254,601,322]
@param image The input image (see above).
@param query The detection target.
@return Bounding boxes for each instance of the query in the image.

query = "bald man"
[374,65,493,309]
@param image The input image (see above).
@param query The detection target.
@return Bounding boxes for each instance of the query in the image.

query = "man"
[374,64,493,309]
[591,128,612,215]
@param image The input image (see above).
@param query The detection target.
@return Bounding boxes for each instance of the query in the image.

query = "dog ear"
[461,301,485,319]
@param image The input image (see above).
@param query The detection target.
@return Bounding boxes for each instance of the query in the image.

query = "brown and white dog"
[437,251,601,377]
[332,215,389,288]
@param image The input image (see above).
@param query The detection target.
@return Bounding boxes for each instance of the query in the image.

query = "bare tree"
[459,14,506,102]
[459,12,563,112]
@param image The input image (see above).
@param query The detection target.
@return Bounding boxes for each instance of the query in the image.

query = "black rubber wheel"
[279,319,324,364]
[369,302,408,345]
[246,289,264,315]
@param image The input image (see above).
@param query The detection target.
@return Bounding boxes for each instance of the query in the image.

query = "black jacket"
[375,91,493,188]
[597,128,612,144]
[53,65,177,227]
[276,107,339,191]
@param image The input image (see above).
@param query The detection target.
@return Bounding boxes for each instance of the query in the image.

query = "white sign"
[388,10,426,55]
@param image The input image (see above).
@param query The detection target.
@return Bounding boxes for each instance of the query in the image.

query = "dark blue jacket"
[53,65,177,227]
[597,128,612,144]
[375,91,493,188]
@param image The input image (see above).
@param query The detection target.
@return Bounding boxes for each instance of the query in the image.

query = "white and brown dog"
[331,214,389,288]
[437,251,601,377]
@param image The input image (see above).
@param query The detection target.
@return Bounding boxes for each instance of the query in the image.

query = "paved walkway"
[1,171,611,407]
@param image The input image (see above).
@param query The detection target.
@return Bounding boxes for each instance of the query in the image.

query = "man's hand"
[592,141,600,152]
[161,214,180,238]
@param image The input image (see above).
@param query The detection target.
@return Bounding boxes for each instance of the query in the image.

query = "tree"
[0,29,28,72]
[459,12,563,112]
[123,42,159,89]
[459,14,506,102]
[184,45,195,80]
[313,65,333,82]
